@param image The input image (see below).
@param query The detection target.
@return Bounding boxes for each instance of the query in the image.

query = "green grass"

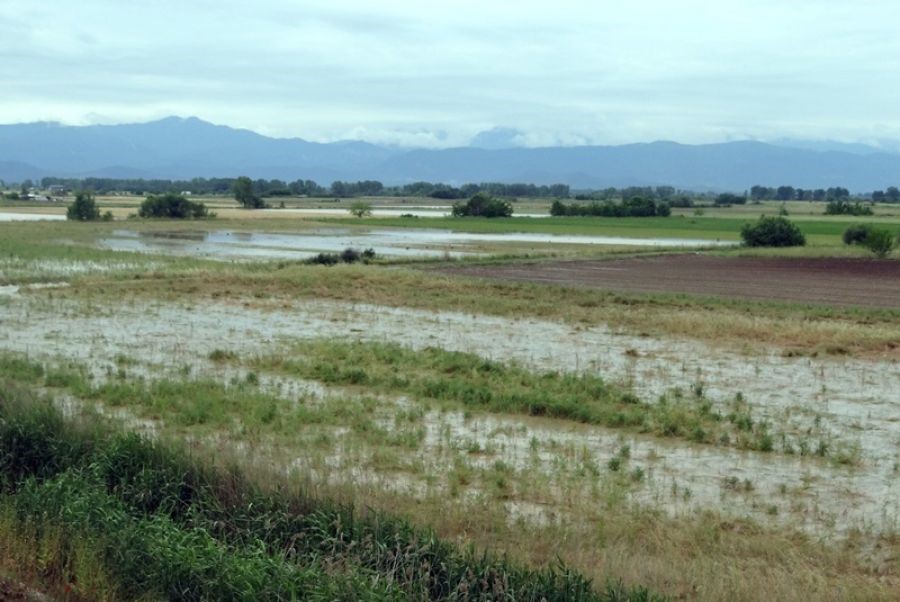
[249,340,782,454]
[0,384,661,601]
[323,213,900,246]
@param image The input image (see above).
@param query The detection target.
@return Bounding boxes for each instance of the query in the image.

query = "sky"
[2,0,900,148]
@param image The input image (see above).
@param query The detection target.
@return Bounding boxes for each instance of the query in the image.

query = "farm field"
[440,254,900,309]
[0,207,898,600]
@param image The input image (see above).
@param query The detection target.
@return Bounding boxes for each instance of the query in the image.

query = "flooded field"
[97,227,728,261]
[1,291,896,539]
[1,217,897,600]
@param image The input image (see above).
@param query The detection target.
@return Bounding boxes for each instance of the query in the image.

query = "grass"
[0,368,894,601]
[248,340,784,454]
[0,384,659,601]
[322,212,900,246]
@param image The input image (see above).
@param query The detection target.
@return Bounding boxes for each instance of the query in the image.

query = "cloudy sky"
[2,1,899,147]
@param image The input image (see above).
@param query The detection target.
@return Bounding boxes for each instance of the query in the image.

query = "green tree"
[842,224,874,245]
[451,192,513,218]
[66,191,101,221]
[139,193,210,218]
[862,229,896,258]
[348,200,372,218]
[740,216,805,247]
[886,186,900,202]
[233,176,264,208]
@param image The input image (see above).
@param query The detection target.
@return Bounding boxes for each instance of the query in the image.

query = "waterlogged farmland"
[0,215,898,600]
[97,227,726,261]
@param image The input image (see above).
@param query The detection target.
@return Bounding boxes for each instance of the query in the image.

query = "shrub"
[862,229,896,258]
[714,193,747,206]
[348,200,372,218]
[842,224,874,245]
[66,192,101,221]
[452,192,513,217]
[740,216,806,247]
[304,247,375,266]
[138,193,210,219]
[549,197,670,218]
[825,200,873,216]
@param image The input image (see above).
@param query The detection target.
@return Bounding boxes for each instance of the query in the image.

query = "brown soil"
[440,255,900,309]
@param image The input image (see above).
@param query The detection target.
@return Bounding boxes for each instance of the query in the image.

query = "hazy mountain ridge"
[2,117,900,191]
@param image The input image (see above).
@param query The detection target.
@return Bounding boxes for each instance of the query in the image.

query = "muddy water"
[0,294,896,535]
[97,228,729,261]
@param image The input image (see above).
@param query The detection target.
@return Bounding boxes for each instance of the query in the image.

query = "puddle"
[96,227,729,262]
[0,212,66,222]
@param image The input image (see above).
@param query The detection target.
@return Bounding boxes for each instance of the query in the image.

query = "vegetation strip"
[0,384,661,601]
[250,340,786,454]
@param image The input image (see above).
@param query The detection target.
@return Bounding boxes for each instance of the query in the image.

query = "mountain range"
[2,117,899,192]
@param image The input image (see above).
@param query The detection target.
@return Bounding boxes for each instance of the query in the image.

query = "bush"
[714,193,747,206]
[740,216,806,247]
[348,200,372,218]
[825,200,873,216]
[842,224,875,245]
[549,197,670,217]
[66,192,101,221]
[452,192,513,217]
[305,247,375,266]
[138,193,210,219]
[862,229,896,258]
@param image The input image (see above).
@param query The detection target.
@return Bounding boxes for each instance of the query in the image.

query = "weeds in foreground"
[0,384,661,601]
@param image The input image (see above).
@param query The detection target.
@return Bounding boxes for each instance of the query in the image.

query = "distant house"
[181,191,192,196]
[26,193,52,202]
[48,185,67,196]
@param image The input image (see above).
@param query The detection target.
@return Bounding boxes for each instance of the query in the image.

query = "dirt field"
[441,254,900,308]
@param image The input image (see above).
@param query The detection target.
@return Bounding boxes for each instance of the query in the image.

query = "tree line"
[25,177,900,203]
[36,177,570,199]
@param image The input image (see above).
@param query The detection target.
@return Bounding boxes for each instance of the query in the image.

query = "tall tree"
[233,176,263,208]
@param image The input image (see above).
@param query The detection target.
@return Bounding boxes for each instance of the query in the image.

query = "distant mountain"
[0,160,44,183]
[378,141,900,191]
[768,138,895,156]
[0,117,395,181]
[2,117,900,191]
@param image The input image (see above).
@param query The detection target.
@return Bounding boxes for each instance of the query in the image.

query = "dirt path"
[440,255,900,308]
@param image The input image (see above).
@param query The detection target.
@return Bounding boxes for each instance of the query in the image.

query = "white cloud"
[1,1,899,146]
